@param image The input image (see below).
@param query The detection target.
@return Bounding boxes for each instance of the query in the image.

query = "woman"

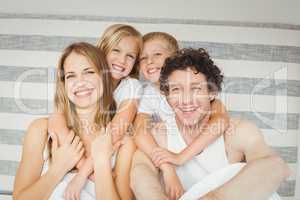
[13,42,135,200]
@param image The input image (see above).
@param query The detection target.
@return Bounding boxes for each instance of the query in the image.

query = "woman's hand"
[151,147,184,167]
[50,130,84,174]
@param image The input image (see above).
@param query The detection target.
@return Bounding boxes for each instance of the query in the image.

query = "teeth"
[74,89,93,97]
[180,107,196,112]
[147,68,160,74]
[112,64,124,72]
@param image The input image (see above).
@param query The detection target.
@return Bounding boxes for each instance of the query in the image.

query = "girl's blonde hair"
[143,32,179,54]
[54,42,115,137]
[96,24,142,79]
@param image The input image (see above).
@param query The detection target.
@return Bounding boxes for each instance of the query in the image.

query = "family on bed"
[12,24,290,200]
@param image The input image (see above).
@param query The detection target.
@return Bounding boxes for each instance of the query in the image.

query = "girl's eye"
[127,54,136,59]
[112,48,120,53]
[155,53,162,56]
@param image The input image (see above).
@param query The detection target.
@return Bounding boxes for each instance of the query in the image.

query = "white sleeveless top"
[165,116,229,190]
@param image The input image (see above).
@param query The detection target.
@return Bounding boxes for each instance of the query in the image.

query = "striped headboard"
[0,13,299,200]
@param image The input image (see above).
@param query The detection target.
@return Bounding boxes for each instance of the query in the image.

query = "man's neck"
[176,113,211,137]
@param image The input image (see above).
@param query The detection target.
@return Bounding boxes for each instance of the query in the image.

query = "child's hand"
[50,131,84,174]
[91,124,121,163]
[161,164,185,200]
[151,147,184,167]
[110,123,123,145]
[64,174,87,200]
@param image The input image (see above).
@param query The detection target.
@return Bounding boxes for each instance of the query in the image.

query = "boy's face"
[166,67,214,127]
[139,39,172,83]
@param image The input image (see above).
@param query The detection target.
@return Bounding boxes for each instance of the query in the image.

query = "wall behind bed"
[0,0,299,199]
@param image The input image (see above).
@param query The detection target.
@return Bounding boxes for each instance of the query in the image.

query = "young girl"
[132,32,229,200]
[48,24,143,199]
[13,42,134,200]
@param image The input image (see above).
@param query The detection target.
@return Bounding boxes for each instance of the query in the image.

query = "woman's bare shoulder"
[25,117,49,142]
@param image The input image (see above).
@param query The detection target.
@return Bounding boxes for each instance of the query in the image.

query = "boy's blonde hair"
[143,32,179,54]
[96,24,142,78]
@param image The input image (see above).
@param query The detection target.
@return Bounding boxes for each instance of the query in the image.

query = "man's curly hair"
[160,48,223,95]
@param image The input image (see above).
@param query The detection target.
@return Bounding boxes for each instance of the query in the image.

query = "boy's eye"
[112,48,120,53]
[140,56,147,61]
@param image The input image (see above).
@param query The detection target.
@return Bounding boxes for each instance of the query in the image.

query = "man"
[131,48,290,200]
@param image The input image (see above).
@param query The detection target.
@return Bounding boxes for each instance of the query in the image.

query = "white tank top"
[165,116,229,190]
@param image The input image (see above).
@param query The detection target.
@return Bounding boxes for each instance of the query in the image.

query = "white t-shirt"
[113,77,143,107]
[138,82,174,122]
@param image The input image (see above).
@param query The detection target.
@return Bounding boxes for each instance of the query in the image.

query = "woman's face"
[106,36,139,80]
[64,51,103,111]
[139,39,172,83]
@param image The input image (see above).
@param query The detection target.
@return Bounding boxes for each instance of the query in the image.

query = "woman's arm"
[13,119,84,200]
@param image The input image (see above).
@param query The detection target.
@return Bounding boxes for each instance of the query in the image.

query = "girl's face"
[106,36,139,80]
[139,39,172,83]
[64,52,103,111]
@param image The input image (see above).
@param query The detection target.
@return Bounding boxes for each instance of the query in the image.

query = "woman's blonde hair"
[96,24,142,78]
[143,32,179,54]
[54,42,115,137]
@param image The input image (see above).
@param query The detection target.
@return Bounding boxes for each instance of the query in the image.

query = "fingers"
[50,132,58,151]
[71,136,80,148]
[63,130,75,145]
[75,141,84,153]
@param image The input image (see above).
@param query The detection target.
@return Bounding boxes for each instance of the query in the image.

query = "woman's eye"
[65,74,75,79]
[87,71,95,74]
[155,53,162,56]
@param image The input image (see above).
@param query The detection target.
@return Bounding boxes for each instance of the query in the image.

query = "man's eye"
[171,88,179,92]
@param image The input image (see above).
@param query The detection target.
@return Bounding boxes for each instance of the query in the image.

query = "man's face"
[166,67,214,127]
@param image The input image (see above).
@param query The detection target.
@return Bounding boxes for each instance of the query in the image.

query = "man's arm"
[201,120,290,200]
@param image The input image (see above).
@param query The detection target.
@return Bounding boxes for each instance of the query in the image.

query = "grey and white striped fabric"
[0,13,299,200]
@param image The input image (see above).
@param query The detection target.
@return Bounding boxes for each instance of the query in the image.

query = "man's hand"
[151,147,184,167]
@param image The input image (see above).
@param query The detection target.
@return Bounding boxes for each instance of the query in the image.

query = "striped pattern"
[0,13,299,199]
